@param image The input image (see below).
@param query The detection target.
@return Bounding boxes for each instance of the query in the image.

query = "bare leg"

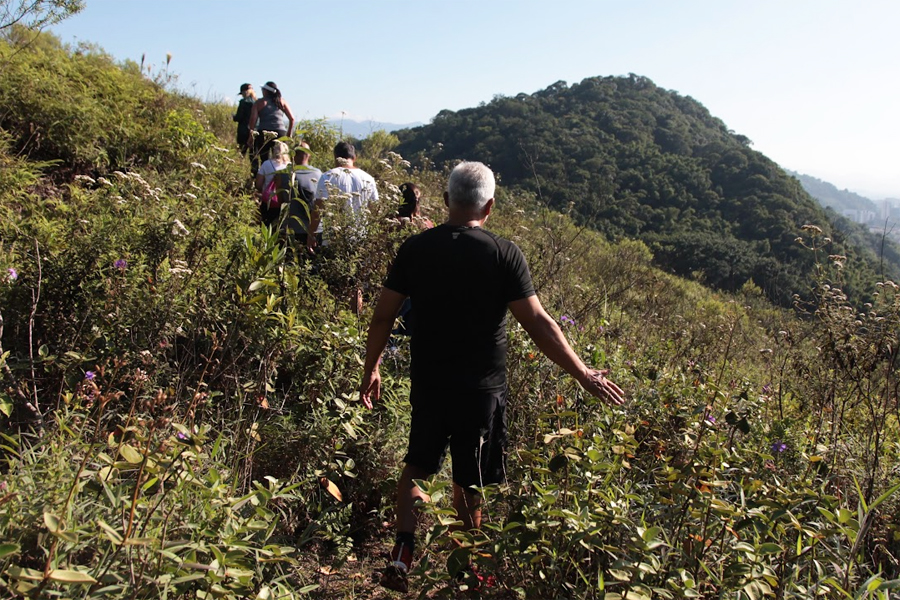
[452,484,483,531]
[396,463,432,534]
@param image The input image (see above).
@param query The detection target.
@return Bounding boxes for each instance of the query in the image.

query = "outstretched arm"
[359,288,407,408]
[509,295,625,405]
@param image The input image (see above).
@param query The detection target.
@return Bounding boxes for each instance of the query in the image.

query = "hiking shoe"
[379,542,413,593]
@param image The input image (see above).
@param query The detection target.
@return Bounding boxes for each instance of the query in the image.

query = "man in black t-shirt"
[360,161,625,592]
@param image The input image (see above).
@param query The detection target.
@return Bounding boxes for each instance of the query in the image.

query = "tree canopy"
[395,75,895,305]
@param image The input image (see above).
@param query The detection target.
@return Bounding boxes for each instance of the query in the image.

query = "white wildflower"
[113,171,128,181]
[97,177,112,187]
[183,193,197,200]
[190,162,207,170]
[74,175,95,185]
[171,219,190,236]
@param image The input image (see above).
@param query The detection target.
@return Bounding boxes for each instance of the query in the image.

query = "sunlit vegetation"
[0,30,898,599]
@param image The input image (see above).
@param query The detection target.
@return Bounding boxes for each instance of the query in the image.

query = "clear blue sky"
[51,0,900,199]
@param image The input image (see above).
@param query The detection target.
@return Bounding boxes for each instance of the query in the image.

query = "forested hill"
[395,75,894,306]
[789,171,877,214]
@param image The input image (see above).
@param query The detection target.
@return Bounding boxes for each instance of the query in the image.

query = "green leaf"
[446,547,470,577]
[757,543,781,555]
[255,587,272,600]
[871,479,900,510]
[865,575,883,592]
[297,584,320,594]
[6,565,43,581]
[96,519,123,544]
[742,580,761,600]
[0,393,12,418]
[43,511,62,533]
[853,475,868,513]
[0,543,19,558]
[119,444,143,463]
[641,526,662,542]
[170,573,206,584]
[48,569,97,584]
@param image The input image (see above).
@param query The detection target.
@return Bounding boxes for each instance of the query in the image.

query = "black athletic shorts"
[404,384,508,489]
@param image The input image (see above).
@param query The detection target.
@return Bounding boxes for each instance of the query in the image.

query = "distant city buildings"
[841,199,900,231]
[844,199,900,243]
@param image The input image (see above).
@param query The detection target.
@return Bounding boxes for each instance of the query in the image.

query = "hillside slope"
[396,75,894,305]
[1,31,899,599]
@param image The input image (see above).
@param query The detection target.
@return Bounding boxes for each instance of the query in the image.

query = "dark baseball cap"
[239,83,252,94]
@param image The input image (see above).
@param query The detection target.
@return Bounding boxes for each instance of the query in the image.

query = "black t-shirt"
[384,224,536,390]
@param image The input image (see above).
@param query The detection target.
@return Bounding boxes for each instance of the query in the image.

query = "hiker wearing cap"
[247,81,295,176]
[233,83,256,155]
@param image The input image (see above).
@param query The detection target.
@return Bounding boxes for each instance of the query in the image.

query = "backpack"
[261,168,296,209]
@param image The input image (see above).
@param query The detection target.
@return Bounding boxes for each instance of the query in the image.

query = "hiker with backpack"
[255,140,292,226]
[283,141,322,247]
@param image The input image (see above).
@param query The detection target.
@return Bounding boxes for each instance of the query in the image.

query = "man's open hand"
[359,368,381,409]
[580,369,626,405]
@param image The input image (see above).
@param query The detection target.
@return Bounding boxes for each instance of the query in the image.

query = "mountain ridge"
[325,118,423,139]
[394,75,897,305]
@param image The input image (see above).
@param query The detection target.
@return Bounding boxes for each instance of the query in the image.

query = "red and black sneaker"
[379,542,413,593]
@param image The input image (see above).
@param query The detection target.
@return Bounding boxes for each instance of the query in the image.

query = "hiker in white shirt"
[306,141,379,252]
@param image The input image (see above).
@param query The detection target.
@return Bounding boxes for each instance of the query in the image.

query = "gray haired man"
[359,161,625,591]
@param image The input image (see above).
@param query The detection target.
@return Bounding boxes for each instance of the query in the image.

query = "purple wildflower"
[762,383,773,395]
[771,441,787,453]
[114,259,127,270]
[84,371,95,381]
[6,268,17,281]
[706,415,716,424]
[0,481,7,493]
[176,431,189,441]
[560,315,575,326]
